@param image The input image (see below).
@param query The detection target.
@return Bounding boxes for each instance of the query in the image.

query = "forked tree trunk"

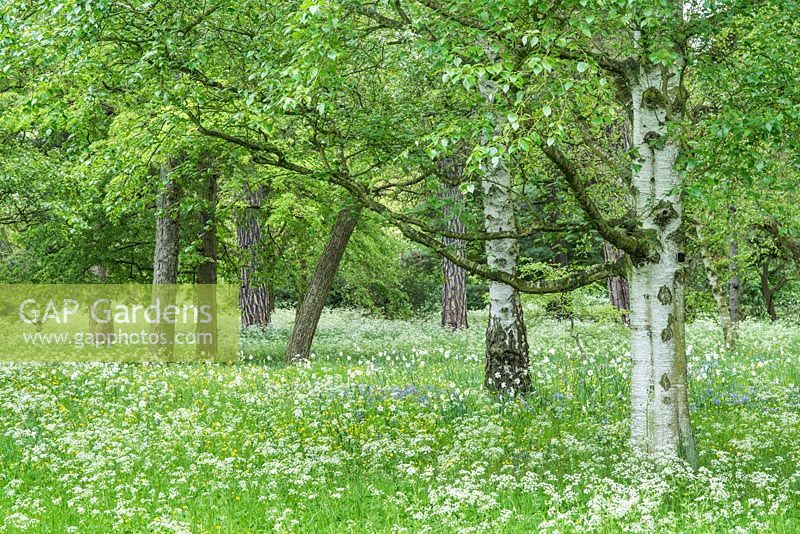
[603,242,630,323]
[195,163,218,357]
[284,208,360,363]
[481,136,530,395]
[152,161,181,359]
[440,161,469,330]
[629,63,696,464]
[237,182,273,328]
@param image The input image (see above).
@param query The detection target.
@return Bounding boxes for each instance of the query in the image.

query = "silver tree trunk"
[153,162,181,286]
[629,64,696,463]
[696,226,736,352]
[481,136,530,394]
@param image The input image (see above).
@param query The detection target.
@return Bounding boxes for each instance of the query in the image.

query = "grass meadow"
[1,308,799,532]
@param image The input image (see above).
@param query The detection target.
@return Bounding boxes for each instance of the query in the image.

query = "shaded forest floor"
[1,310,799,532]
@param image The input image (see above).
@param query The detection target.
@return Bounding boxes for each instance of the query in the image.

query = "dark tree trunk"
[284,208,360,363]
[439,161,468,330]
[195,163,218,357]
[237,182,273,328]
[484,291,530,393]
[152,161,181,359]
[760,262,779,322]
[196,166,218,285]
[603,242,630,323]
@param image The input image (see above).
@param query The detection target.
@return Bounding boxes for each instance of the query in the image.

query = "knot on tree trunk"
[651,200,678,228]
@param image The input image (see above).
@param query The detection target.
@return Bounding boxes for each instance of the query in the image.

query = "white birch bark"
[629,63,696,463]
[480,110,530,394]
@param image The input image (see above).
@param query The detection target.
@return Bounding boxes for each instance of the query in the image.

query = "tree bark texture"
[284,208,360,363]
[628,64,697,464]
[195,162,218,357]
[237,182,273,328]
[603,241,630,323]
[727,205,741,323]
[439,158,469,330]
[152,160,181,360]
[760,261,782,322]
[153,161,181,286]
[481,132,530,395]
[90,264,114,345]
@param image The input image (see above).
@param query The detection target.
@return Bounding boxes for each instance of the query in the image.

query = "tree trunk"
[237,182,273,328]
[603,242,630,323]
[90,264,114,345]
[153,162,181,285]
[195,163,218,357]
[152,161,181,359]
[481,135,530,395]
[696,227,736,352]
[628,63,696,464]
[439,160,469,330]
[196,166,218,285]
[727,205,741,323]
[728,241,741,324]
[284,208,360,363]
[760,262,778,322]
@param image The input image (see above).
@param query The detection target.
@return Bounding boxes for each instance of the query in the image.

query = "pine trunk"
[284,208,360,363]
[481,140,530,395]
[629,64,696,464]
[440,177,468,330]
[237,183,273,328]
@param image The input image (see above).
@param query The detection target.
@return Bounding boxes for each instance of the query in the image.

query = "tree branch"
[327,170,625,292]
[540,141,650,259]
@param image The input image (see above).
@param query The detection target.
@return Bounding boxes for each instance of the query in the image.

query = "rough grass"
[1,309,799,532]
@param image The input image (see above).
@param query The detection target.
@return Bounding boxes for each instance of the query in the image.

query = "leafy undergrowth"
[1,310,799,532]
